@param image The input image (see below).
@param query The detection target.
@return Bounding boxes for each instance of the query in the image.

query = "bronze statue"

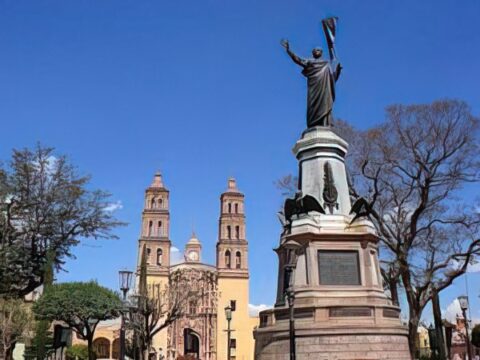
[282,17,342,128]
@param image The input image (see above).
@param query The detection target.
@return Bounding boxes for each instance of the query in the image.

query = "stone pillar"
[294,127,351,215]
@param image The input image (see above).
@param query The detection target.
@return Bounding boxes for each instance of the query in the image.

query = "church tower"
[216,178,248,277]
[216,178,253,360]
[137,172,171,277]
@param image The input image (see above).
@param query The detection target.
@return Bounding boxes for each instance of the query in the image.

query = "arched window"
[151,198,156,209]
[146,247,151,265]
[225,250,231,268]
[227,225,231,239]
[148,221,153,236]
[93,338,110,359]
[235,226,240,239]
[159,198,163,208]
[157,249,163,265]
[158,221,162,236]
[112,338,120,360]
[228,203,232,213]
[236,251,241,269]
[234,203,239,213]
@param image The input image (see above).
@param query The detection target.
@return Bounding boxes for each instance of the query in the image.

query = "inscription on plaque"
[318,250,360,285]
[329,307,372,317]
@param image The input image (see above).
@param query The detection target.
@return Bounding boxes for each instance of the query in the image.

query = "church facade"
[137,173,257,360]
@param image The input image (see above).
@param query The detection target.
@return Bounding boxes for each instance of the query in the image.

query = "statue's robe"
[302,59,336,127]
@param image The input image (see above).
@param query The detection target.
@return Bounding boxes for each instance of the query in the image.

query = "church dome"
[187,232,201,245]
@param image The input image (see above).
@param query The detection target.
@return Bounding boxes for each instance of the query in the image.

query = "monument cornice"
[285,231,379,244]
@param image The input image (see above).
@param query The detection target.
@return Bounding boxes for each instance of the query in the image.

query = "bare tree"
[0,145,124,298]
[127,246,206,360]
[348,99,480,357]
[0,298,32,360]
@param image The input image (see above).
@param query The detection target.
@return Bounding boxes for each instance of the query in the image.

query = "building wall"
[147,275,169,357]
[217,277,255,360]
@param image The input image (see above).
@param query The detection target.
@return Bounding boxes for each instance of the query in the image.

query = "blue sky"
[1,0,479,321]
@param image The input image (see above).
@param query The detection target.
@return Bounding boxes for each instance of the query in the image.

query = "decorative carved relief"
[322,162,338,214]
[167,268,218,360]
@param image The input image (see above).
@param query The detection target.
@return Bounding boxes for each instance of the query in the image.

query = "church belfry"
[137,172,171,276]
[216,178,248,277]
[216,178,252,360]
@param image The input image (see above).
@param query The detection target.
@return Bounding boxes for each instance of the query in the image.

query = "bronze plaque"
[318,250,360,285]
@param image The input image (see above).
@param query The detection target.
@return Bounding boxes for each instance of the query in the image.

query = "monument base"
[255,331,410,360]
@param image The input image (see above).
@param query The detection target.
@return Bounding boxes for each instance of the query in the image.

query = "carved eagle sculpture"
[284,191,325,221]
[349,197,373,224]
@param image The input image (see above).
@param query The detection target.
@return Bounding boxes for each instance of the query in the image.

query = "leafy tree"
[33,281,122,360]
[23,325,54,360]
[66,344,89,360]
[0,298,32,360]
[277,99,480,357]
[0,145,124,298]
[24,251,55,360]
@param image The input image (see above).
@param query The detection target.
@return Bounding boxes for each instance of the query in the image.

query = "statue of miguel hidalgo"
[282,17,342,128]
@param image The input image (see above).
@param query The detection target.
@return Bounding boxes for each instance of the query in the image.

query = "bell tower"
[216,177,248,277]
[137,172,171,277]
[216,178,252,360]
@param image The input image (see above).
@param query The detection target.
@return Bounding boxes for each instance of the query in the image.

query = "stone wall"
[257,334,411,360]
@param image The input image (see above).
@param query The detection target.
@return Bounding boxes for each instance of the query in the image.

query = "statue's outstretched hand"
[281,39,289,50]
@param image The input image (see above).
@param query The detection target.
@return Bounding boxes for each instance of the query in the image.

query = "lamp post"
[224,305,233,360]
[458,295,472,360]
[225,302,235,360]
[427,323,437,357]
[283,239,302,360]
[119,270,133,360]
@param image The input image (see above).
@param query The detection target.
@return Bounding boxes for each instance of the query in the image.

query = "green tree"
[0,144,124,298]
[66,344,89,360]
[24,251,56,360]
[0,298,32,360]
[33,281,122,360]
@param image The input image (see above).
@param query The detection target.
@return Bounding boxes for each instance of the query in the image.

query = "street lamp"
[458,295,472,360]
[283,239,302,360]
[118,270,133,360]
[119,269,133,300]
[427,323,437,357]
[224,304,234,360]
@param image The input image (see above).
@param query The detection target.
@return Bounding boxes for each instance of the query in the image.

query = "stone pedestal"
[254,128,410,359]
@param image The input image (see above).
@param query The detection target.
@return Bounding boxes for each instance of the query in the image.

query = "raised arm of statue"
[281,39,307,68]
